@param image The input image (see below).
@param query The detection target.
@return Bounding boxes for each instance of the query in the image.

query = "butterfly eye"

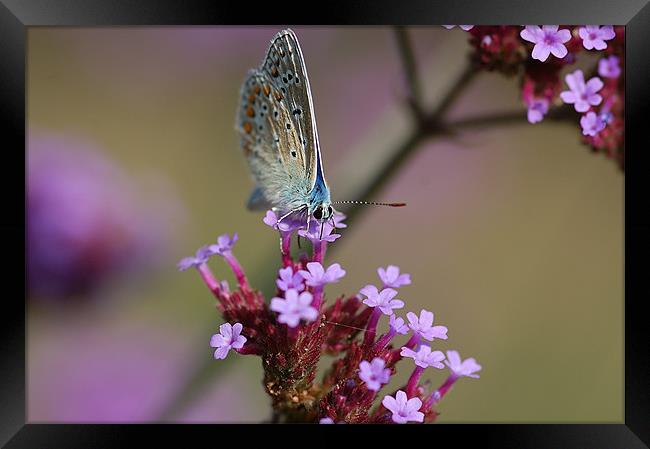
[313,207,323,220]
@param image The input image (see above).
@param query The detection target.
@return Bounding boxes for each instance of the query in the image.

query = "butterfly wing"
[236,69,311,212]
[260,29,326,193]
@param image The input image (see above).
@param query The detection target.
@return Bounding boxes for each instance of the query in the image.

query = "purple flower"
[560,70,603,113]
[389,314,410,335]
[358,357,391,391]
[276,266,305,292]
[400,345,446,369]
[442,25,474,31]
[177,245,214,271]
[332,211,347,229]
[298,219,341,243]
[209,233,238,256]
[598,55,621,79]
[377,265,411,289]
[382,390,424,424]
[359,285,404,315]
[407,309,448,341]
[270,289,319,328]
[444,350,482,379]
[210,322,247,360]
[579,25,615,50]
[520,25,571,62]
[580,111,606,137]
[526,97,549,124]
[298,262,346,287]
[263,210,302,233]
[319,417,334,424]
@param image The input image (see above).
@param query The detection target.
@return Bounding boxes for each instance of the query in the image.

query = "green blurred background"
[27,26,623,423]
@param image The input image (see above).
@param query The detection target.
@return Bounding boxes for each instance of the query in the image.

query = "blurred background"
[27,26,623,423]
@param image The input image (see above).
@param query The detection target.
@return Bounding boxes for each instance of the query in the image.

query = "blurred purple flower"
[276,266,305,292]
[377,265,411,289]
[580,111,606,136]
[443,25,474,31]
[598,55,621,79]
[359,357,391,391]
[209,233,238,256]
[579,25,615,50]
[177,246,213,271]
[27,131,178,300]
[444,350,482,379]
[210,322,247,360]
[319,417,335,424]
[526,97,549,124]
[560,70,603,113]
[382,390,424,424]
[520,25,571,62]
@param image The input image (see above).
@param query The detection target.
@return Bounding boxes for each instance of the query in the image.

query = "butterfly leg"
[277,204,307,226]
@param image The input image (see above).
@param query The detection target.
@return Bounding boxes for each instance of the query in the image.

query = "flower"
[580,111,606,136]
[400,345,446,369]
[579,25,615,50]
[270,289,319,328]
[319,417,334,424]
[210,323,247,359]
[598,55,621,79]
[358,357,391,391]
[560,70,603,112]
[332,211,348,229]
[276,266,305,292]
[298,262,346,287]
[526,97,549,124]
[406,309,448,341]
[298,219,341,243]
[263,209,302,232]
[358,285,404,315]
[443,25,474,31]
[444,350,482,379]
[519,25,571,62]
[377,265,411,289]
[209,233,238,256]
[177,245,215,271]
[381,390,424,424]
[389,314,410,335]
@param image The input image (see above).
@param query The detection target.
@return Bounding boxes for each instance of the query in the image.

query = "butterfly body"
[236,29,334,223]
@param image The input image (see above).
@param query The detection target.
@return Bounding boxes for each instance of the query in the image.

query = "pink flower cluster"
[446,25,624,169]
[179,210,480,423]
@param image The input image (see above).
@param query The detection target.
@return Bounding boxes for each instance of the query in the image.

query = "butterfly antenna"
[333,200,407,207]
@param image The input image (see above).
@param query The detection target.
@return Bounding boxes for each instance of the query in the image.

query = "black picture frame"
[3,1,649,447]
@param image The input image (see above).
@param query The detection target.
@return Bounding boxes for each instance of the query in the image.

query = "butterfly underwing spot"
[243,122,253,134]
[286,122,292,130]
[293,108,302,116]
[291,150,297,158]
[246,106,255,118]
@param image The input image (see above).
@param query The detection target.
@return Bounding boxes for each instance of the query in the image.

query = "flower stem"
[224,253,250,291]
[313,240,326,263]
[311,285,323,310]
[280,232,292,267]
[363,308,382,346]
[374,328,397,351]
[405,333,421,349]
[406,366,425,396]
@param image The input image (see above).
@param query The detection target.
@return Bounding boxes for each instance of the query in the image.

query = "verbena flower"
[298,219,341,243]
[181,207,480,423]
[443,25,474,31]
[276,266,305,292]
[444,350,482,379]
[407,309,448,342]
[382,391,424,424]
[359,358,391,391]
[579,25,615,50]
[210,322,247,359]
[580,111,606,136]
[299,262,346,287]
[520,25,571,62]
[270,289,318,328]
[377,265,411,289]
[598,55,621,79]
[560,69,603,113]
[401,345,446,369]
[526,97,549,124]
[359,285,404,315]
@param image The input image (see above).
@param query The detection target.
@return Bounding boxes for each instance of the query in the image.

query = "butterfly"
[236,29,404,230]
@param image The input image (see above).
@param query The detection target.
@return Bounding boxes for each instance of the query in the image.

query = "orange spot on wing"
[246,106,255,118]
[274,91,283,101]
[271,66,279,77]
[243,122,252,134]
[263,84,271,97]
[253,85,261,94]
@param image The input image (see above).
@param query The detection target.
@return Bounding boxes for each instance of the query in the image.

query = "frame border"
[3,1,648,447]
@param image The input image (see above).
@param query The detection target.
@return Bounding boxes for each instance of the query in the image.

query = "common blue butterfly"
[236,29,404,229]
